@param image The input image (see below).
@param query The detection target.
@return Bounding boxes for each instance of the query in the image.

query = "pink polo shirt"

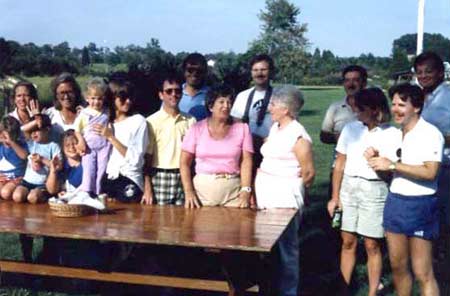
[181,119,254,174]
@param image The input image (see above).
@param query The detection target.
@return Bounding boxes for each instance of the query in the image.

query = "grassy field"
[0,82,401,295]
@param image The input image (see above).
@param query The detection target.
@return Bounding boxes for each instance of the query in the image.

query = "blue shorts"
[383,192,439,241]
[20,179,45,191]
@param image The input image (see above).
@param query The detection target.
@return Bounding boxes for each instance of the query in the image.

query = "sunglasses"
[163,88,182,96]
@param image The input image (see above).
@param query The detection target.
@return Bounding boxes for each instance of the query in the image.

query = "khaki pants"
[193,174,241,207]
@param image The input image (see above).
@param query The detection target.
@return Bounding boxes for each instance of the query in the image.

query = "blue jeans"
[273,210,301,296]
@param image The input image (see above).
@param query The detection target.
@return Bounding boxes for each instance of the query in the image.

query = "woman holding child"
[96,77,149,202]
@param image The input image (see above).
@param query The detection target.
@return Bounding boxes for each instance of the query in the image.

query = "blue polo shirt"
[179,84,209,121]
[421,82,450,164]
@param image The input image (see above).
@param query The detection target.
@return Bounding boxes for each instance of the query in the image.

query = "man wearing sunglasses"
[143,73,196,205]
[178,53,209,121]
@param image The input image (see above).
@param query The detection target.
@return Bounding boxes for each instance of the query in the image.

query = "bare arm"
[74,131,87,156]
[45,156,62,195]
[327,152,346,217]
[180,151,200,208]
[141,153,154,205]
[6,138,28,160]
[368,157,440,181]
[294,138,315,188]
[236,150,253,208]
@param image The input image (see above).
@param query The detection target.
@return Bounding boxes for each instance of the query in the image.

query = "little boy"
[12,114,61,203]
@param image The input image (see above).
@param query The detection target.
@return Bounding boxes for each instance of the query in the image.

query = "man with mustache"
[231,54,275,170]
[414,52,450,291]
[178,53,209,121]
[320,65,367,144]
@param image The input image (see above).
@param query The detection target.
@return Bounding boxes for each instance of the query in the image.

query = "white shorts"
[340,175,388,238]
[255,170,304,209]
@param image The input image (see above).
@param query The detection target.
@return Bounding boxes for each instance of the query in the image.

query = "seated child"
[0,116,28,200]
[46,129,83,195]
[74,77,111,196]
[12,114,61,204]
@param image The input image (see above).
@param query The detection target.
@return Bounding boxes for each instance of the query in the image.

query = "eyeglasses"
[185,67,205,74]
[163,88,182,96]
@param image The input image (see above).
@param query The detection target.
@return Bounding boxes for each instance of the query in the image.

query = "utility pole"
[417,0,425,55]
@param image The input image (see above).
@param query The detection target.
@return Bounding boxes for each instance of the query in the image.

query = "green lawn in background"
[0,82,400,295]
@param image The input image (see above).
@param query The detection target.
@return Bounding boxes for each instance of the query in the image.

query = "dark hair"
[205,84,235,118]
[11,81,39,108]
[50,72,83,111]
[342,65,368,84]
[29,114,52,132]
[413,51,445,73]
[108,77,135,122]
[157,72,182,92]
[0,116,22,143]
[182,53,207,70]
[250,54,275,76]
[354,88,391,123]
[388,83,425,114]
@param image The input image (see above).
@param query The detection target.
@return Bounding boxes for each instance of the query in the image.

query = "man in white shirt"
[320,65,367,144]
[231,54,275,166]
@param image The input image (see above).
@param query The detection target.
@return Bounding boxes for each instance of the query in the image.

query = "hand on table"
[185,191,201,209]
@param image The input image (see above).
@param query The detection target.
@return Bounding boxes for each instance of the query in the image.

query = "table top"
[0,201,297,252]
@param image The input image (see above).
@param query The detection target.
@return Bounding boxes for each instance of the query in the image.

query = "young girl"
[12,114,61,203]
[0,116,29,200]
[46,129,83,196]
[74,78,111,196]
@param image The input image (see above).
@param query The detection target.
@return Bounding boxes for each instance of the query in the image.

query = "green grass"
[0,83,399,295]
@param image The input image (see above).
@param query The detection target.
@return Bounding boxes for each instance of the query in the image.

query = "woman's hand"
[92,123,113,139]
[185,190,201,209]
[236,191,251,208]
[327,198,342,218]
[28,100,41,116]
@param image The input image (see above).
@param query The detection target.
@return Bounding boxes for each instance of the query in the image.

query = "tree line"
[1,0,449,86]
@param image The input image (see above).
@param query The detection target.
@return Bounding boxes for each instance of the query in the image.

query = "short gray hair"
[271,85,304,118]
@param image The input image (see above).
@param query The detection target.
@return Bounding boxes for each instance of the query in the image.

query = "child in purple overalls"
[74,78,111,195]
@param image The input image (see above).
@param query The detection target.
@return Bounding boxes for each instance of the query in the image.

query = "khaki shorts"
[340,175,388,238]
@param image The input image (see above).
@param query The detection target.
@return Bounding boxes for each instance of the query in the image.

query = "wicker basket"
[48,202,95,218]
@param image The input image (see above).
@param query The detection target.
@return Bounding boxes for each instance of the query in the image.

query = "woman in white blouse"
[44,73,84,135]
[255,85,315,296]
[94,77,148,202]
[327,88,396,296]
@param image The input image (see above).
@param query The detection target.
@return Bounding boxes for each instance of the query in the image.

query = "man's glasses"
[163,88,182,96]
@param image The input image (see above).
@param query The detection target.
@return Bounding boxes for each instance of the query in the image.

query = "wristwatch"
[240,186,252,193]
[388,162,396,171]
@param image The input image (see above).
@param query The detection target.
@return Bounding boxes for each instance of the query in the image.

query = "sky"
[1,0,449,57]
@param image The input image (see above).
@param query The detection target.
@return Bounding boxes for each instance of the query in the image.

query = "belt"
[152,168,180,173]
[198,173,239,179]
[349,175,383,182]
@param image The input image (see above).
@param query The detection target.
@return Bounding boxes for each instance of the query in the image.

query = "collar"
[182,83,209,96]
[428,82,447,99]
[159,108,189,121]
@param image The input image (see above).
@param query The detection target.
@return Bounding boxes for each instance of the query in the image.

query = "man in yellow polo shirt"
[142,73,196,205]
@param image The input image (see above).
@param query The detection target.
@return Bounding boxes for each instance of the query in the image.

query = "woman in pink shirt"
[180,84,254,208]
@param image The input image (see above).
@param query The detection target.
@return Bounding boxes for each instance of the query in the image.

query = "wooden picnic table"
[0,201,297,293]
